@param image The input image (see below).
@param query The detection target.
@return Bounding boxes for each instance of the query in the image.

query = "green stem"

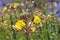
[9,12,17,40]
[46,21,50,40]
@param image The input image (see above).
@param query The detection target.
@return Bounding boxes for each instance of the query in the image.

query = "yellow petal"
[3,6,8,11]
[15,20,26,30]
[33,16,41,24]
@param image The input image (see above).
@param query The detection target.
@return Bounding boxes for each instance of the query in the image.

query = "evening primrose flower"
[33,16,41,24]
[3,6,8,11]
[13,2,19,8]
[20,3,24,6]
[30,27,36,32]
[15,20,26,30]
[14,3,19,6]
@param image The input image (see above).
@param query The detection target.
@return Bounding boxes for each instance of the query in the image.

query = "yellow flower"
[48,15,51,17]
[22,9,25,14]
[13,2,19,8]
[7,9,11,12]
[31,27,36,32]
[15,20,26,30]
[20,3,24,6]
[9,4,13,8]
[42,20,46,23]
[22,9,24,12]
[1,23,5,27]
[51,12,55,14]
[52,16,56,19]
[4,20,8,23]
[3,6,8,11]
[33,16,41,24]
[37,13,41,17]
[52,33,55,35]
[13,6,17,8]
[14,2,19,6]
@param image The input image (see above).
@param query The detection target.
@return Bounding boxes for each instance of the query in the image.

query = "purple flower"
[54,2,60,18]
[46,0,56,3]
[3,3,6,6]
[0,0,12,9]
[24,3,29,10]
[50,0,56,2]
[24,1,29,10]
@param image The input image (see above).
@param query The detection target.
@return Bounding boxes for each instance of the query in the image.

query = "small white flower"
[54,2,57,7]
[48,15,51,17]
[32,1,35,3]
[14,9,17,10]
[12,25,16,29]
[39,23,43,27]
[29,22,31,25]
[28,21,33,27]
[28,21,32,27]
[42,15,45,16]
[58,18,60,21]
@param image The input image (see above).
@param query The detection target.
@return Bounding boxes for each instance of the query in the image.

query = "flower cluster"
[0,0,59,40]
